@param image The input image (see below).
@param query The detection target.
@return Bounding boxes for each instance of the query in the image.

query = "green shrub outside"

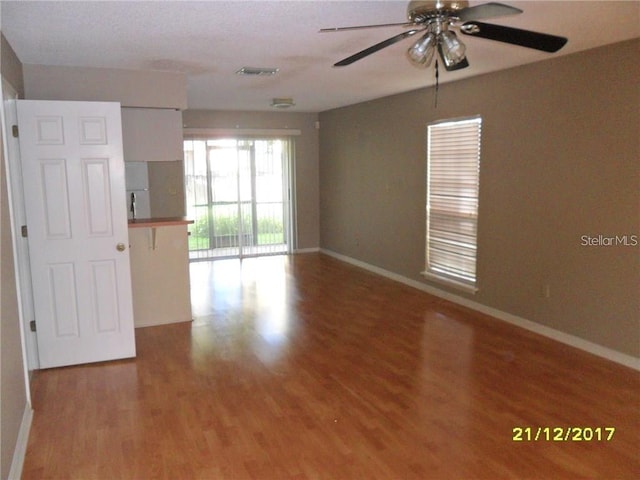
[190,214,283,237]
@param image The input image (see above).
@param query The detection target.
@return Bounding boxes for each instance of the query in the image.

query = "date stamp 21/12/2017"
[512,427,616,442]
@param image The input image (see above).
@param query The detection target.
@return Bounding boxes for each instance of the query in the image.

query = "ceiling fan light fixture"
[407,32,436,67]
[439,30,466,67]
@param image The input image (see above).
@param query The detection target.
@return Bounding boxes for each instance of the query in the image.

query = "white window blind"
[425,116,481,289]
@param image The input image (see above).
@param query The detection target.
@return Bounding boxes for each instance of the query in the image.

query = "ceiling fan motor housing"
[407,0,469,22]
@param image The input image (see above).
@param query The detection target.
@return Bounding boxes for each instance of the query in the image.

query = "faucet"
[130,192,137,219]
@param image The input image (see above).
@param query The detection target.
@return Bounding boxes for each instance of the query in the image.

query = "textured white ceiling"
[2,1,639,112]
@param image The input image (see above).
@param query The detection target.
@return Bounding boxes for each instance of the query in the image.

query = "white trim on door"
[1,75,37,384]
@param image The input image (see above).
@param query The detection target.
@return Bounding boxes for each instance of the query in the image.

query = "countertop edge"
[128,217,194,228]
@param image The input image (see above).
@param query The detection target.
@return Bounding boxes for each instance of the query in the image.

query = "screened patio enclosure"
[184,138,293,260]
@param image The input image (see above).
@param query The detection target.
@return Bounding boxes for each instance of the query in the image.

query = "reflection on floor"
[190,256,293,356]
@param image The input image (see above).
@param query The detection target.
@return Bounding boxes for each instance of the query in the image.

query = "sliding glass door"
[184,138,292,260]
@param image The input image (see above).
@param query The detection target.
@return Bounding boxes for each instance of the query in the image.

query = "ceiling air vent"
[271,98,295,109]
[236,66,279,76]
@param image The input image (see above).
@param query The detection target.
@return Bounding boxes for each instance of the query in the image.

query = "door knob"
[116,243,126,252]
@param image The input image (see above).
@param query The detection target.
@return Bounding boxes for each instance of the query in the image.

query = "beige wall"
[1,33,24,97]
[183,110,320,250]
[319,39,640,358]
[23,64,187,109]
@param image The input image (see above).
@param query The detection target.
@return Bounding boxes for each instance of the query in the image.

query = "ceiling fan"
[321,1,568,71]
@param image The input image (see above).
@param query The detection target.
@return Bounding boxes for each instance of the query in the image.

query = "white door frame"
[1,75,33,402]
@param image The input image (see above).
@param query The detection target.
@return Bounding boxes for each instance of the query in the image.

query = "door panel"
[40,159,72,238]
[90,260,120,333]
[17,100,135,369]
[48,263,79,337]
[83,158,114,236]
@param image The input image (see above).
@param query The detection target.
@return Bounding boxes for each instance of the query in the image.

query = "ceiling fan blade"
[333,29,421,67]
[461,21,568,52]
[320,22,414,33]
[457,2,522,22]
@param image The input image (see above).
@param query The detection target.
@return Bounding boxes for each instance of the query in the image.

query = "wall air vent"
[236,67,279,76]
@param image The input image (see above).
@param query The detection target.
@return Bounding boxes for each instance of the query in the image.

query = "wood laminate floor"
[22,253,639,479]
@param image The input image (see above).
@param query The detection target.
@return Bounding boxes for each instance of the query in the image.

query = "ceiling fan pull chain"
[434,58,439,108]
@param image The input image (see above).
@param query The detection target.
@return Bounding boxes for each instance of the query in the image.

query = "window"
[424,116,481,292]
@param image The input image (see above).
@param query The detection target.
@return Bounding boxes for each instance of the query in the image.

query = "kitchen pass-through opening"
[183,137,294,261]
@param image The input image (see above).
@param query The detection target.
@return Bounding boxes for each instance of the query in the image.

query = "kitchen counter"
[128,216,194,228]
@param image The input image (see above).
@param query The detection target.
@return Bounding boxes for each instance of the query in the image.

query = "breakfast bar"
[128,217,194,328]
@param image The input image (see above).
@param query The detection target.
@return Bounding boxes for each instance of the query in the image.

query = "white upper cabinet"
[121,108,183,162]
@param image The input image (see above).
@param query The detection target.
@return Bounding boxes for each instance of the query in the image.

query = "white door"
[17,100,136,369]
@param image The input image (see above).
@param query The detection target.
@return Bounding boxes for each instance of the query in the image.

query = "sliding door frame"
[184,132,297,260]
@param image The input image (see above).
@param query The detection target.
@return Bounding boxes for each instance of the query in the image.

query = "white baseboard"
[8,404,33,480]
[321,249,640,371]
[293,247,320,254]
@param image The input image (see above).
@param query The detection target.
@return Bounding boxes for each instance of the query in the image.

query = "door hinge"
[12,125,19,138]
[30,320,36,332]
[21,225,28,238]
